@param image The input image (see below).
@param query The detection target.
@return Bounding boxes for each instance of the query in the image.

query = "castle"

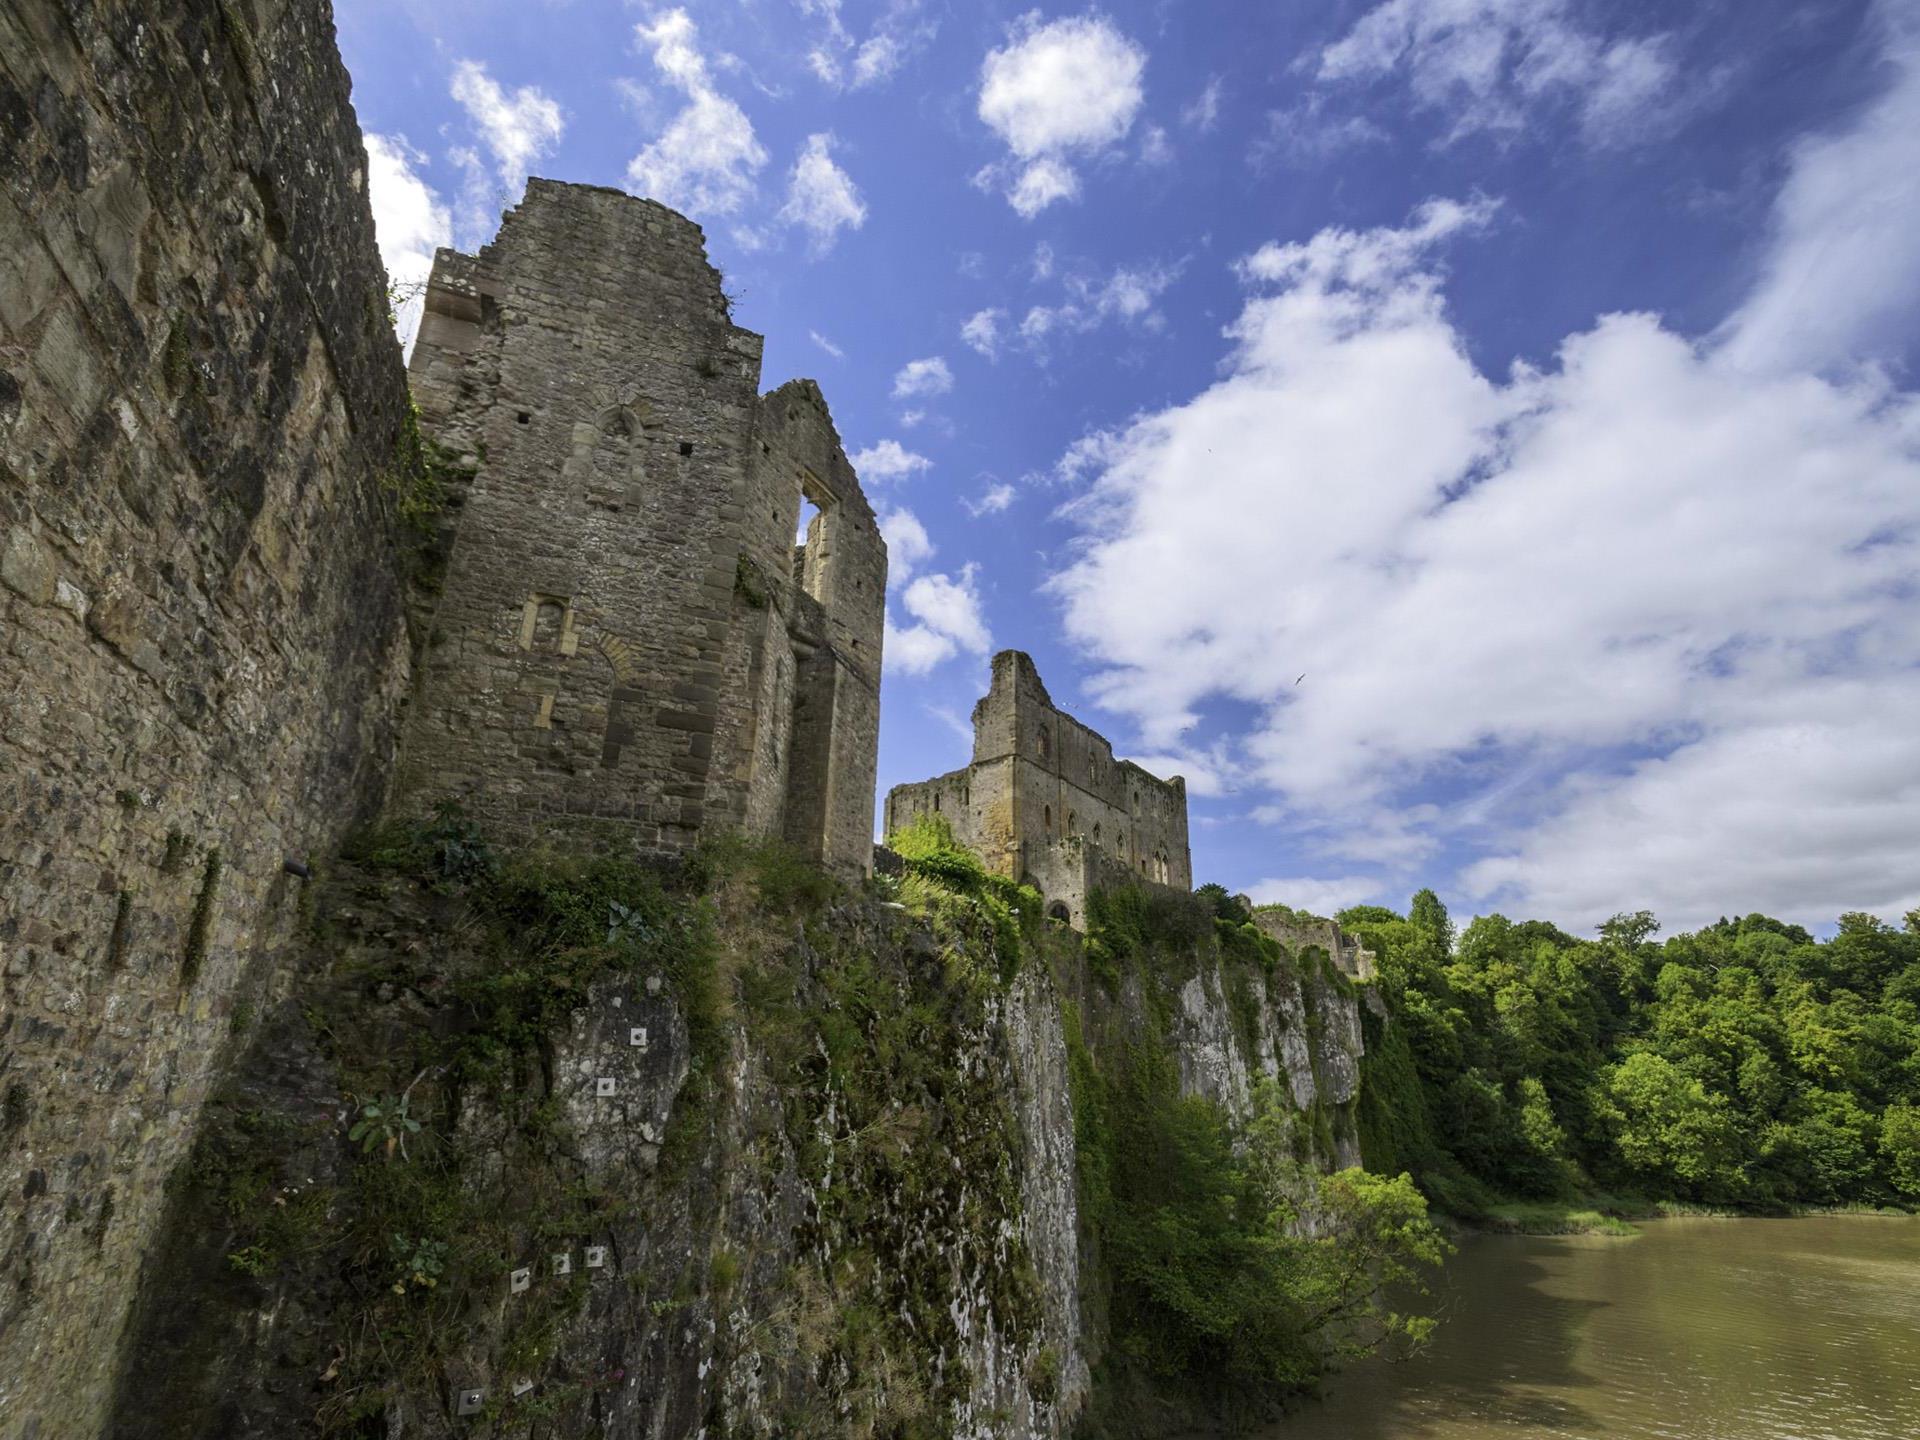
[0,1,882,1418]
[401,182,886,879]
[0,5,1370,1433]
[886,651,1193,927]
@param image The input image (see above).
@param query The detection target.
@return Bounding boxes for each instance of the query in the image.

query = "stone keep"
[400,181,886,878]
[885,651,1192,926]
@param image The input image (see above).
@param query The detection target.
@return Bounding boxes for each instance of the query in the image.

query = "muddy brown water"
[1267,1215,1920,1440]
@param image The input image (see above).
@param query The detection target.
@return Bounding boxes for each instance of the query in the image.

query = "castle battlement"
[885,650,1192,925]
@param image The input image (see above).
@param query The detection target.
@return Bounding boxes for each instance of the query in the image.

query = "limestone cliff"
[103,838,1370,1439]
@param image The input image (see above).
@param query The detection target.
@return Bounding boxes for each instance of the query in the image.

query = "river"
[1271,1216,1920,1440]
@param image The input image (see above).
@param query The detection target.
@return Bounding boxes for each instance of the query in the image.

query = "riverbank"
[1460,1197,1915,1236]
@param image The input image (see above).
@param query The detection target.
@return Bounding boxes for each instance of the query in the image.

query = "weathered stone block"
[1,525,55,603]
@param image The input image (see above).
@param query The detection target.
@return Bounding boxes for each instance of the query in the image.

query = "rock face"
[103,864,1367,1439]
[0,2,414,1434]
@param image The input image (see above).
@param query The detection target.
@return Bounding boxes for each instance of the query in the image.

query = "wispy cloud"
[965,480,1016,517]
[450,60,564,187]
[626,9,768,216]
[1315,0,1694,149]
[779,132,867,251]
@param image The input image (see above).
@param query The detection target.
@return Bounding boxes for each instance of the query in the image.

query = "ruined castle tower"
[885,650,1192,925]
[401,181,885,877]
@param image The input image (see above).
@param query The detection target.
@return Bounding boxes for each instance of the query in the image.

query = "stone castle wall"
[398,185,884,877]
[1252,909,1378,980]
[0,0,416,1433]
[886,651,1193,923]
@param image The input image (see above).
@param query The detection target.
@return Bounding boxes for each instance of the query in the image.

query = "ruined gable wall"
[887,651,1194,908]
[733,380,885,878]
[975,652,1192,889]
[396,183,769,855]
[0,0,414,1432]
[1022,840,1153,929]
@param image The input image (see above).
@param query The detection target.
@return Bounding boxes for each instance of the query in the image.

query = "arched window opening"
[1043,804,1052,833]
[1047,901,1071,924]
[588,408,642,510]
[1067,811,1078,838]
[1038,725,1052,760]
[518,594,578,656]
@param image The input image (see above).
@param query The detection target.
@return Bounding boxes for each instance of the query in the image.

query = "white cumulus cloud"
[364,134,452,355]
[977,12,1146,217]
[850,438,932,481]
[1246,876,1385,917]
[888,564,992,675]
[877,504,935,586]
[891,355,954,399]
[627,9,768,217]
[779,132,867,251]
[1047,184,1920,932]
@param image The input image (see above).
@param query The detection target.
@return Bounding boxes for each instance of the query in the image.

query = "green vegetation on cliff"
[129,811,1449,1438]
[1343,892,1920,1217]
[1046,866,1446,1434]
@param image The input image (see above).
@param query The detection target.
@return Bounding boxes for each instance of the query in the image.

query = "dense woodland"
[1338,892,1920,1214]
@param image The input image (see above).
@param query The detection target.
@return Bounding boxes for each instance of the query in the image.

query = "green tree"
[1592,1052,1747,1199]
[1878,1102,1920,1198]
[1409,888,1455,960]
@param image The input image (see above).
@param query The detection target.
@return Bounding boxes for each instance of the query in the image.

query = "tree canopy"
[1341,900,1920,1209]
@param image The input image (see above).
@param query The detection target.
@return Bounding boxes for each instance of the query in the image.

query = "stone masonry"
[1251,909,1378,980]
[0,1,416,1434]
[885,650,1192,926]
[399,182,886,879]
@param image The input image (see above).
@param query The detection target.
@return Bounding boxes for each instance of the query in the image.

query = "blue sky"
[340,0,1920,935]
